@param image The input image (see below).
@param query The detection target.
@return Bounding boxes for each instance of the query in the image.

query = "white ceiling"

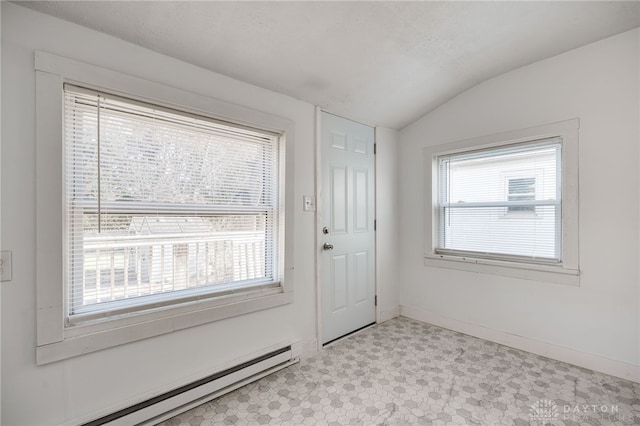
[17,1,640,129]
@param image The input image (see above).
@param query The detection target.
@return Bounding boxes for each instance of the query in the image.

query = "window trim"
[35,51,295,364]
[423,119,579,286]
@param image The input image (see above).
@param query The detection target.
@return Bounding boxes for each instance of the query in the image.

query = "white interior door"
[321,112,376,344]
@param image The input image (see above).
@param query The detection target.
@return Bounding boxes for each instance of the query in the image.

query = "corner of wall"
[374,127,401,321]
[378,305,401,323]
[291,337,319,360]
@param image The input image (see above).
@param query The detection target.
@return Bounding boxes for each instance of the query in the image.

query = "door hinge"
[375,295,378,306]
[373,143,377,155]
[374,220,377,231]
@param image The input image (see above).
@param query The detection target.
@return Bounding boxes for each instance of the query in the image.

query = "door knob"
[323,243,334,251]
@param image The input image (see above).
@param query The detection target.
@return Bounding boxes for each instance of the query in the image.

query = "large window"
[65,86,280,323]
[423,119,579,285]
[435,139,561,263]
[35,52,294,364]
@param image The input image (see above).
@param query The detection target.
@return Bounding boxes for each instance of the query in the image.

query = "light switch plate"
[303,195,316,212]
[0,251,12,282]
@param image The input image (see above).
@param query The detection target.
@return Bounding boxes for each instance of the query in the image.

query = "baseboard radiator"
[82,346,297,426]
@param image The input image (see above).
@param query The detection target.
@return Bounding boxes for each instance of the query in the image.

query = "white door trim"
[315,106,324,352]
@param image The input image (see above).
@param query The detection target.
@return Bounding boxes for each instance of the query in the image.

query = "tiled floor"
[159,317,640,425]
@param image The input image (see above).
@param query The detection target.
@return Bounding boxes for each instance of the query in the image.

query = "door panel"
[353,168,369,232]
[331,166,348,234]
[354,251,369,305]
[321,112,375,343]
[353,137,369,155]
[331,132,347,151]
[331,254,348,313]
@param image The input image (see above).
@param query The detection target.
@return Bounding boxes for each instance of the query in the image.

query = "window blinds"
[436,138,562,263]
[64,85,280,321]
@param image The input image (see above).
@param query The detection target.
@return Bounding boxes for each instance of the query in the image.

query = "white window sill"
[424,254,580,286]
[37,288,293,365]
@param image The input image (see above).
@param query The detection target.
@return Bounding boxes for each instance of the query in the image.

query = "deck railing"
[78,231,266,306]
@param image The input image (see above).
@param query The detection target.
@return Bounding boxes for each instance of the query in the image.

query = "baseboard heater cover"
[82,346,296,426]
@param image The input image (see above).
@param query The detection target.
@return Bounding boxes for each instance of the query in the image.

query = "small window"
[64,85,281,323]
[507,177,536,214]
[435,138,561,263]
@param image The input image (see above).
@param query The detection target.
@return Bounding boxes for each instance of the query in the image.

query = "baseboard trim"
[377,305,401,323]
[400,305,640,383]
[61,340,302,426]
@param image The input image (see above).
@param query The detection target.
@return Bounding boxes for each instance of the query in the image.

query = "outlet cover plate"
[303,195,316,212]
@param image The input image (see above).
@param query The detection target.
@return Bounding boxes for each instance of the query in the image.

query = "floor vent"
[82,346,296,426]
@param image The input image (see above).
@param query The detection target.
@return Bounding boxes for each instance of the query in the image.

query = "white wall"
[375,127,401,322]
[0,3,3,422]
[399,28,640,377]
[1,4,319,425]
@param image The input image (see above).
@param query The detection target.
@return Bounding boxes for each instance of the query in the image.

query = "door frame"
[314,107,378,350]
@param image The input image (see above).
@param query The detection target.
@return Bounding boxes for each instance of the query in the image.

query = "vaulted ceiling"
[17,1,640,129]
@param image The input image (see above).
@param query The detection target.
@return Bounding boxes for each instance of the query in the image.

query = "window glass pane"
[65,86,280,319]
[437,140,561,261]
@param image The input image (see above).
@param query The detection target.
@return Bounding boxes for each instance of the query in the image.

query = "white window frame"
[35,51,295,364]
[423,119,580,286]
